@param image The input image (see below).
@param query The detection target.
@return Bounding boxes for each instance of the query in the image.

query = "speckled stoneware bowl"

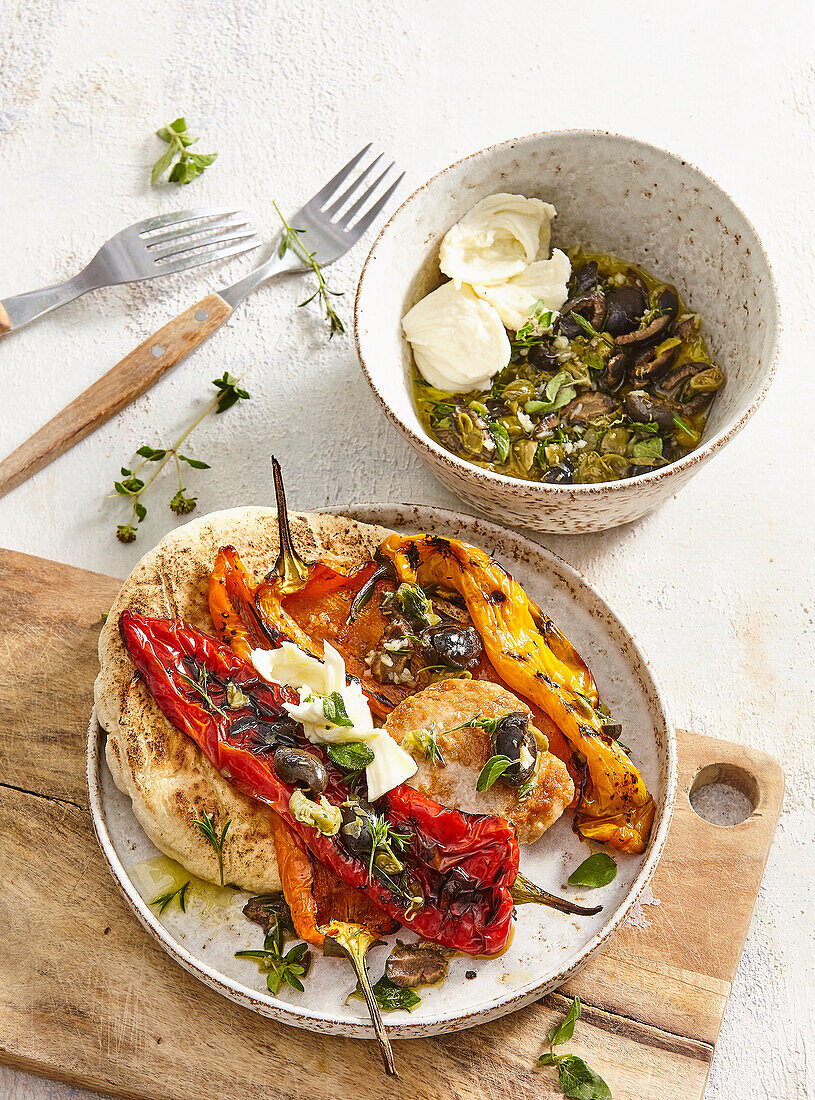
[87,505,676,1039]
[355,131,780,533]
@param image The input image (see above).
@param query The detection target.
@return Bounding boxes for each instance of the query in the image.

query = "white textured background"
[1,1,813,1097]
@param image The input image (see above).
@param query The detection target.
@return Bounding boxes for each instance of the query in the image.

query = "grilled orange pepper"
[378,534,655,854]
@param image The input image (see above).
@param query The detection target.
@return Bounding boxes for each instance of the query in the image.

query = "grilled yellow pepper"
[378,533,655,854]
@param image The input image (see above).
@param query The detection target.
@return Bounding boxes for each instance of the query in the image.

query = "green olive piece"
[514,438,538,473]
[684,366,725,397]
[600,427,631,454]
[455,412,484,456]
[502,379,536,403]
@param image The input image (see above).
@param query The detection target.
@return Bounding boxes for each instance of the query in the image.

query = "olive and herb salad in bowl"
[355,130,780,532]
[412,248,725,486]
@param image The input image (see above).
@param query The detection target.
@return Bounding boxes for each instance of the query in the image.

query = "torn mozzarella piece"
[439,193,557,287]
[250,640,416,798]
[472,249,572,331]
[402,281,510,392]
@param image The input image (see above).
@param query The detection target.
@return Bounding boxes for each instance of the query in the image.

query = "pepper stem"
[321,921,396,1077]
[511,872,602,916]
[270,456,310,594]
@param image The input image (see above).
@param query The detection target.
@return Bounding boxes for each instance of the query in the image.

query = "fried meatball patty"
[384,679,574,843]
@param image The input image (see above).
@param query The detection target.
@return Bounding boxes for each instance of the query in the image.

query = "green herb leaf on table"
[557,1056,612,1100]
[192,809,231,886]
[150,880,190,916]
[348,974,421,1012]
[213,372,251,413]
[322,691,355,727]
[476,754,513,792]
[273,200,345,337]
[547,995,581,1046]
[537,996,612,1099]
[112,373,251,542]
[326,741,376,772]
[568,852,617,889]
[151,118,217,186]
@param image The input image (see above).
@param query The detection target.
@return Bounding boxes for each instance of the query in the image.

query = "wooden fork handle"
[0,292,232,499]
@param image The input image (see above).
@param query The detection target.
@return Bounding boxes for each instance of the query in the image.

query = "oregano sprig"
[113,372,250,542]
[273,200,345,337]
[151,118,217,186]
[537,997,612,1099]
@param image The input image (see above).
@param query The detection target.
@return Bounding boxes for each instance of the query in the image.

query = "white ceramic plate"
[87,504,676,1039]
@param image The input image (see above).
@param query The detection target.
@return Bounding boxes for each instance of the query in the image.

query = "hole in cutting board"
[689,763,758,826]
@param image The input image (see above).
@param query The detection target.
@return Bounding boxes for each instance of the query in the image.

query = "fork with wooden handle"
[0,146,403,500]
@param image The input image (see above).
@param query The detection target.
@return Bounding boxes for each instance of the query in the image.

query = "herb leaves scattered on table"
[537,996,612,1099]
[113,372,250,542]
[151,118,217,186]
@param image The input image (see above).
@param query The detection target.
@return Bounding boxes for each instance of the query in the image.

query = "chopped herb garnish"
[236,930,312,995]
[567,852,617,889]
[348,974,421,1012]
[192,809,231,886]
[150,879,190,916]
[326,741,376,773]
[476,754,514,792]
[322,691,354,727]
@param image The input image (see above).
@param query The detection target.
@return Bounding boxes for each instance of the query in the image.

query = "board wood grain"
[0,547,783,1100]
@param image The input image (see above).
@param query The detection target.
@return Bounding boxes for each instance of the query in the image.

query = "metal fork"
[0,147,403,498]
[0,208,261,336]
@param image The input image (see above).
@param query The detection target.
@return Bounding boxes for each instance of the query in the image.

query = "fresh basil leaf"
[568,853,617,889]
[476,754,513,792]
[395,582,439,629]
[525,400,551,414]
[631,436,663,463]
[548,995,581,1046]
[545,371,570,402]
[322,691,354,727]
[350,975,421,1012]
[557,1055,612,1100]
[488,421,511,463]
[326,741,375,771]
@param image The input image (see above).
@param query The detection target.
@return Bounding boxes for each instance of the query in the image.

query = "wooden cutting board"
[0,546,783,1100]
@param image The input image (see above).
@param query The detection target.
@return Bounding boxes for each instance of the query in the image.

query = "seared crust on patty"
[94,507,393,891]
[384,679,574,843]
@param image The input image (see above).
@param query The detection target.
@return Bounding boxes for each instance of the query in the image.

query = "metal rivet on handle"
[195,309,209,322]
[151,345,164,358]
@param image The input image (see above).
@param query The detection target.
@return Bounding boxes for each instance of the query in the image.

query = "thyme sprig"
[150,880,190,916]
[273,201,345,337]
[236,931,312,995]
[193,809,231,886]
[179,664,228,720]
[113,372,250,542]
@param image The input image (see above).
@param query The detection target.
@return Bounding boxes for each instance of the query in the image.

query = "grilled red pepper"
[119,610,518,956]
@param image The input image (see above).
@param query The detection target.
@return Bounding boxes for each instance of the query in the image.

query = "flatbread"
[94,507,392,892]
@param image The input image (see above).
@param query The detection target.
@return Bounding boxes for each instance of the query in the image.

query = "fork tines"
[133,208,262,271]
[307,145,405,238]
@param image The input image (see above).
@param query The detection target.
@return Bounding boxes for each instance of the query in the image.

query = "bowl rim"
[354,128,782,496]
